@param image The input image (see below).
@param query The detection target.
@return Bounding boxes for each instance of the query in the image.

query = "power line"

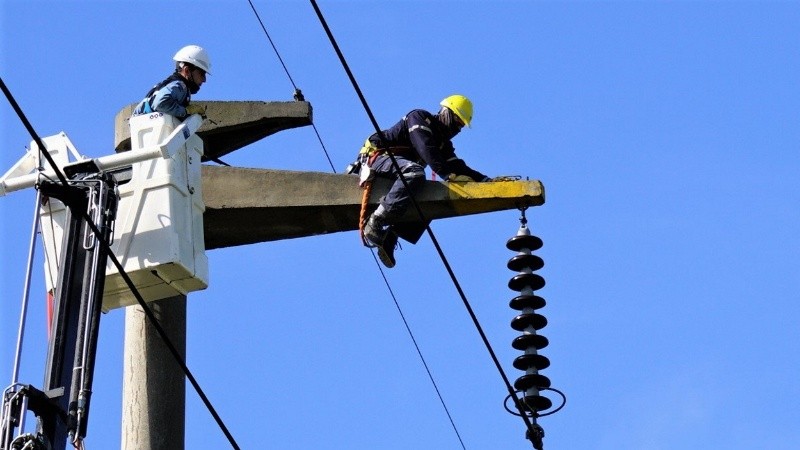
[367,250,467,450]
[306,0,542,444]
[0,78,67,186]
[245,0,337,173]
[100,229,241,450]
[244,2,468,447]
[0,75,241,450]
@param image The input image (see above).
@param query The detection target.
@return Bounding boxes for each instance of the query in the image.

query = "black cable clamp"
[517,204,528,226]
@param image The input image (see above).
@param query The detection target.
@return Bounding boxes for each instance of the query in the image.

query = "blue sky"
[2,1,799,449]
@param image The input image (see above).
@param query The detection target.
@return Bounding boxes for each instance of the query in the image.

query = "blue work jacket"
[368,109,488,181]
[132,73,191,118]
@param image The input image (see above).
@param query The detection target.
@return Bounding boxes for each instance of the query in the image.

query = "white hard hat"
[173,45,212,75]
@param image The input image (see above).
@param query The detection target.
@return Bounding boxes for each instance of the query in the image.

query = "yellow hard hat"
[440,94,473,127]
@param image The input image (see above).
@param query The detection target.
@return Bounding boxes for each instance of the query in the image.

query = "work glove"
[185,104,206,118]
[447,174,475,182]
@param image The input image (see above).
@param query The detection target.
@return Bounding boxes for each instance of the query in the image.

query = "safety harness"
[353,139,415,246]
[354,140,381,246]
[139,73,191,114]
[352,113,430,246]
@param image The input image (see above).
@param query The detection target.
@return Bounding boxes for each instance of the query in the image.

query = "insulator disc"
[509,294,546,311]
[514,373,552,391]
[506,234,543,252]
[523,394,553,412]
[512,333,549,351]
[511,313,547,331]
[507,254,544,272]
[508,273,545,292]
[513,353,551,371]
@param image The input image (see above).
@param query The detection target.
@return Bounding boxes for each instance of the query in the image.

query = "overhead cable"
[0,76,241,450]
[306,1,542,444]
[244,2,466,446]
[246,0,336,173]
[367,250,467,450]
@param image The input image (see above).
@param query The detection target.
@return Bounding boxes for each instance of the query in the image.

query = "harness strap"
[142,73,190,113]
[360,140,416,161]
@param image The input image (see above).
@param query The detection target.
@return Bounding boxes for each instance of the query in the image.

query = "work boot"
[363,214,386,248]
[377,230,399,268]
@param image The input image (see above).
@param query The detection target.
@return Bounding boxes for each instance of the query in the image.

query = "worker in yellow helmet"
[355,94,491,268]
[132,45,211,118]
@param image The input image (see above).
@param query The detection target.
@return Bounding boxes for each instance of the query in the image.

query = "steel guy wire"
[0,75,241,450]
[308,0,541,444]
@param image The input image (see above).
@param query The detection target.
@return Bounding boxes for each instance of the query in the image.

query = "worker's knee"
[400,163,425,185]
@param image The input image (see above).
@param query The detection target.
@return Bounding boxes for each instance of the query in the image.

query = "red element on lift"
[47,290,54,340]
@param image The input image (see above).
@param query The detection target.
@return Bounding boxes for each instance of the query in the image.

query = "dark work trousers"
[370,154,428,244]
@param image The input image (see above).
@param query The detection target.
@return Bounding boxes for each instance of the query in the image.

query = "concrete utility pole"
[121,295,186,450]
[113,100,545,450]
[114,101,312,450]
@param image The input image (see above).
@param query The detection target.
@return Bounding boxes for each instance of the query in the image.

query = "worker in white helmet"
[132,45,211,118]
[356,95,491,268]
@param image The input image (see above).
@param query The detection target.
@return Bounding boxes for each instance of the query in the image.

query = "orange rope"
[359,180,372,246]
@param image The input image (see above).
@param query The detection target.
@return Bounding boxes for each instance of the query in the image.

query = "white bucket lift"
[0,113,208,311]
[102,113,208,309]
[2,133,82,297]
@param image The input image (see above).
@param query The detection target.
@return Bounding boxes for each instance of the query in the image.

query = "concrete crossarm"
[202,165,545,250]
[114,101,312,161]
